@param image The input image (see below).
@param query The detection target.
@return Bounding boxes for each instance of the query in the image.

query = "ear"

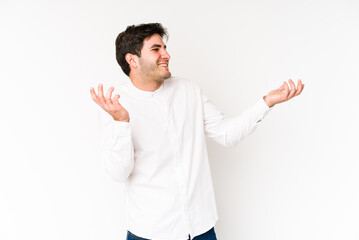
[125,53,138,69]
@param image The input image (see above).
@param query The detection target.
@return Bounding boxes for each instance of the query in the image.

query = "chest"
[122,87,204,148]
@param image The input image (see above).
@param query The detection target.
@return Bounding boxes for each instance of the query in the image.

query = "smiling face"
[137,33,171,83]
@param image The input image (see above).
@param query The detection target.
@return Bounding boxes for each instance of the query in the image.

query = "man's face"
[138,34,171,82]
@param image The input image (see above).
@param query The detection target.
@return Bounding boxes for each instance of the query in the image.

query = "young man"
[90,23,304,240]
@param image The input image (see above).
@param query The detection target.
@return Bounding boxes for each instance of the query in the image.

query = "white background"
[1,0,358,239]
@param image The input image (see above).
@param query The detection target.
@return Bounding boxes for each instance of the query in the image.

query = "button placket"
[157,94,193,235]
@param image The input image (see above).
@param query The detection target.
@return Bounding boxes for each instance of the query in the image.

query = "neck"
[129,74,164,92]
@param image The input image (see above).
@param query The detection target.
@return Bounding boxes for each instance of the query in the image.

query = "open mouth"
[158,62,169,69]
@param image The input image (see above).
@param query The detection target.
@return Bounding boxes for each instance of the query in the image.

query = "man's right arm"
[91,84,134,182]
[100,118,134,182]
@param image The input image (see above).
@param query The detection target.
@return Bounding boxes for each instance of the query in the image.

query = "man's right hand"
[90,84,130,122]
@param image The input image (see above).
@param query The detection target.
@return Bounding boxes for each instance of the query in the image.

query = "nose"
[161,49,170,60]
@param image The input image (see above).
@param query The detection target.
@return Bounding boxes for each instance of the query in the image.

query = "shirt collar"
[127,79,165,97]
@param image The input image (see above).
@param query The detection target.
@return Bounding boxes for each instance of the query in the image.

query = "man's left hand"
[264,79,304,108]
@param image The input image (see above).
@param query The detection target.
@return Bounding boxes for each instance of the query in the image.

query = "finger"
[283,81,290,97]
[90,87,98,102]
[110,94,122,113]
[98,84,104,98]
[90,87,105,108]
[287,79,296,99]
[105,87,114,105]
[98,84,106,105]
[278,82,286,91]
[294,80,304,96]
[112,94,121,106]
[106,87,114,99]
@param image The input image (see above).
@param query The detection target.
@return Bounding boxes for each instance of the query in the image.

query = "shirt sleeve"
[202,93,272,147]
[99,111,134,182]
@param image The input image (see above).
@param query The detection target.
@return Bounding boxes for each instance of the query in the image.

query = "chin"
[161,71,171,80]
[165,72,171,79]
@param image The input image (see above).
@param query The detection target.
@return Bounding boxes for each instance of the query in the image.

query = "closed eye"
[152,48,159,51]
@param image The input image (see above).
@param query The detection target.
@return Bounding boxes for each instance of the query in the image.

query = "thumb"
[278,83,286,91]
[113,94,120,103]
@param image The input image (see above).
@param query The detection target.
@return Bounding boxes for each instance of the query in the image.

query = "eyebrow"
[149,44,167,49]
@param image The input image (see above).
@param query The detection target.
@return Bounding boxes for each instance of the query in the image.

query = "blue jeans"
[126,227,217,240]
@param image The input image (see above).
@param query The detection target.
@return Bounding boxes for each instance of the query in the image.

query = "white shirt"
[100,77,271,240]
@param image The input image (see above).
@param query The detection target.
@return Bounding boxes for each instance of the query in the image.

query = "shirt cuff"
[111,121,131,146]
[113,120,131,132]
[254,97,272,122]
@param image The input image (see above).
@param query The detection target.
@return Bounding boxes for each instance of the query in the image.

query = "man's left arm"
[202,79,304,147]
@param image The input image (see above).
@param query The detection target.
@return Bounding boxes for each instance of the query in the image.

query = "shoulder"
[113,79,131,95]
[163,76,203,100]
